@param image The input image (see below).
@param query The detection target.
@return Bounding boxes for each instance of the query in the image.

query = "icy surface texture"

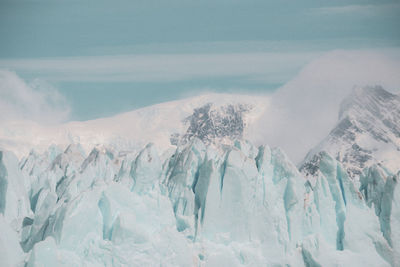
[12,144,194,266]
[0,136,398,266]
[300,151,396,266]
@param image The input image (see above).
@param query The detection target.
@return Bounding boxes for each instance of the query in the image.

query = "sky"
[1,0,399,121]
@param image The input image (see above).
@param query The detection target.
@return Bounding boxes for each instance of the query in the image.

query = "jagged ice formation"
[0,137,398,266]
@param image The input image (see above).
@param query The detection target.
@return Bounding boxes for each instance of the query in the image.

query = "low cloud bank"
[0,70,70,124]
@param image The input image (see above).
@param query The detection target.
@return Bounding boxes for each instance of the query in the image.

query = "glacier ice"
[0,215,25,266]
[0,137,398,266]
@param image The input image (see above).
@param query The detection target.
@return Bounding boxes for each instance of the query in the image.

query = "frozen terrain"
[0,87,399,266]
[0,93,268,159]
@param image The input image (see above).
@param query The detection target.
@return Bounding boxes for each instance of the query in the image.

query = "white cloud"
[251,49,400,163]
[0,52,320,84]
[0,70,70,124]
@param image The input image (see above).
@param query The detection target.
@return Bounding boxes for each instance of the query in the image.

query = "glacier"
[0,86,399,266]
[0,138,398,266]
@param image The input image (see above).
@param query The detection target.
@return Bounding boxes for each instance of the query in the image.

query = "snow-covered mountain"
[0,87,399,266]
[302,86,400,177]
[0,93,268,159]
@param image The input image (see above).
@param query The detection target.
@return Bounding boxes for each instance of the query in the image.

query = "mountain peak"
[339,85,399,120]
[303,85,400,178]
[353,85,393,98]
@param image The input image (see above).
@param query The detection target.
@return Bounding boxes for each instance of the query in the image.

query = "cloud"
[311,3,400,16]
[250,49,400,163]
[0,70,70,124]
[0,52,320,84]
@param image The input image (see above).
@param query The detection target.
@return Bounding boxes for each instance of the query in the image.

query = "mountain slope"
[0,93,268,159]
[302,86,400,177]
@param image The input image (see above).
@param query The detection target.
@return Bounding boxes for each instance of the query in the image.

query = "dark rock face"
[300,152,323,177]
[171,103,251,146]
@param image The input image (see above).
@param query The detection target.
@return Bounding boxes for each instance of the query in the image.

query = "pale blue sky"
[0,0,399,120]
